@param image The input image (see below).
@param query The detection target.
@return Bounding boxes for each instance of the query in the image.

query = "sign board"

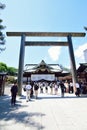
[31,74,55,81]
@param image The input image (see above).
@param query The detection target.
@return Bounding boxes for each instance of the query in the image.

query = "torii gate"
[6,32,86,95]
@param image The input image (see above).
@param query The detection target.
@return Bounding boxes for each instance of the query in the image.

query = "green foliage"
[0,62,18,76]
[0,62,7,72]
[0,2,6,52]
[6,76,17,83]
[0,3,5,9]
[0,25,5,30]
[7,67,18,76]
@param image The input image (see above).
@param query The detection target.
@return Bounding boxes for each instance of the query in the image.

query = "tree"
[84,26,87,31]
[0,62,18,95]
[0,62,18,75]
[7,67,18,76]
[0,2,6,52]
[0,62,7,96]
[0,62,7,72]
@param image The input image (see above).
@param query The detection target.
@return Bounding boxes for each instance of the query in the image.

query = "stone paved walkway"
[0,86,87,130]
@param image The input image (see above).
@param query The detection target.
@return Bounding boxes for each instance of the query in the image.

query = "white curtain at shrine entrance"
[31,74,55,81]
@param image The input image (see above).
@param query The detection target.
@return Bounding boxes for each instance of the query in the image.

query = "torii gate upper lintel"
[6,32,86,95]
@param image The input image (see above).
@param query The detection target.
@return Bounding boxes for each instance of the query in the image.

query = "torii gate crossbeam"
[6,32,86,95]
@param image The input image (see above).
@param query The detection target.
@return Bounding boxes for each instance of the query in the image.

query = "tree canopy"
[0,2,6,52]
[7,67,18,76]
[0,62,7,72]
[0,62,18,76]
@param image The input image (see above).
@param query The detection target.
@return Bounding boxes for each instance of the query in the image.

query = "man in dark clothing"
[11,82,18,105]
[34,83,39,99]
[59,81,65,97]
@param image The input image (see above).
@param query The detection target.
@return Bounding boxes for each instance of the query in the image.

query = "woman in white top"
[25,82,32,102]
[75,82,80,97]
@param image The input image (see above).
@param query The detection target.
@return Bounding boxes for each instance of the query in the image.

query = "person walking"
[59,81,65,97]
[10,82,18,106]
[45,86,48,93]
[69,80,73,93]
[25,82,32,102]
[50,82,53,95]
[75,82,80,97]
[54,83,58,95]
[34,82,39,99]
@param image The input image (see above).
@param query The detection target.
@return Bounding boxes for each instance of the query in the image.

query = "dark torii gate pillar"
[18,34,26,95]
[6,32,86,96]
[67,35,77,91]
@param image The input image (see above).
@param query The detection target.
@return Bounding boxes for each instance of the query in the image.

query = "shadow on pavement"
[0,95,45,130]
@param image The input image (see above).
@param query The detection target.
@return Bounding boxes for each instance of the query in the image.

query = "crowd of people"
[10,80,87,105]
[23,80,87,101]
[23,81,66,102]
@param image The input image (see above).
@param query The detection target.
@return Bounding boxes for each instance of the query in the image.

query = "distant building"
[84,49,87,62]
[77,63,87,82]
[23,60,70,82]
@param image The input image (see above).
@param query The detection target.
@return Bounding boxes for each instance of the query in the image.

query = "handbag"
[23,87,26,91]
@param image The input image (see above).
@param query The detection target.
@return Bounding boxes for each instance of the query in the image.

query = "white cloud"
[48,46,61,61]
[75,43,87,60]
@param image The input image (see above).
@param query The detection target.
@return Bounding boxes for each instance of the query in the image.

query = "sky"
[0,0,87,69]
